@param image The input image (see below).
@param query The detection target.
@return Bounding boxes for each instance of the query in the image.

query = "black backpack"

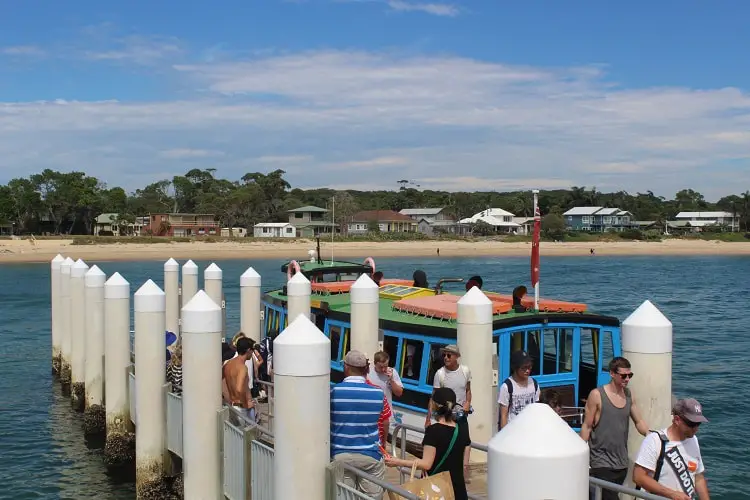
[498,377,539,429]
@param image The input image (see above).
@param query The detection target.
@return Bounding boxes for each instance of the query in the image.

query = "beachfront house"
[143,213,219,237]
[399,207,458,235]
[673,211,739,231]
[94,213,145,236]
[221,227,248,238]
[512,217,535,235]
[458,208,521,234]
[346,210,418,234]
[288,206,339,238]
[563,207,636,232]
[253,222,296,238]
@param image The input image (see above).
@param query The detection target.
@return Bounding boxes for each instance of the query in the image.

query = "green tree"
[542,213,566,240]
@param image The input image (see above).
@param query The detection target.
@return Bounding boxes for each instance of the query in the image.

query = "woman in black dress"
[384,388,471,500]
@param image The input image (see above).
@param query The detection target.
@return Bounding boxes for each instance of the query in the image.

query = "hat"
[511,350,532,370]
[441,344,461,356]
[344,350,368,368]
[674,398,708,423]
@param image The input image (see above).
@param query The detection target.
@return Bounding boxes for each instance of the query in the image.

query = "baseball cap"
[511,350,532,370]
[441,344,461,356]
[344,350,368,368]
[673,398,708,423]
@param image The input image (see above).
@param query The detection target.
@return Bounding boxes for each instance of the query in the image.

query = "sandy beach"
[1,238,750,264]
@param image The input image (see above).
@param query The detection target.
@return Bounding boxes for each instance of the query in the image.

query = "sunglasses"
[681,417,701,428]
[617,372,634,380]
[442,353,454,358]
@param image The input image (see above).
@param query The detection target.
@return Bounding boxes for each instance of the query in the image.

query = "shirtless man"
[223,337,256,423]
[581,357,649,500]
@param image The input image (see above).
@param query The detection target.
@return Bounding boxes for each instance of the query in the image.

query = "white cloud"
[1,45,45,56]
[386,1,459,17]
[1,48,749,199]
[82,35,183,65]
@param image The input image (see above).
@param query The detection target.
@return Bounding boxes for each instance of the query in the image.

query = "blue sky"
[1,0,749,200]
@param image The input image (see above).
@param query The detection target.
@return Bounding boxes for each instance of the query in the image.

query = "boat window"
[399,339,424,383]
[265,308,280,335]
[342,327,352,357]
[383,335,399,367]
[580,327,599,368]
[542,328,557,375]
[510,330,541,376]
[559,328,574,373]
[340,273,359,281]
[541,328,574,374]
[329,325,342,362]
[600,330,614,372]
[427,342,448,386]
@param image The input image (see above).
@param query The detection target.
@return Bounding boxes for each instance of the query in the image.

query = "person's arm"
[633,465,690,500]
[498,382,509,430]
[240,365,251,408]
[464,381,472,412]
[579,389,600,442]
[629,392,650,437]
[695,472,710,500]
[386,445,437,471]
[390,370,404,397]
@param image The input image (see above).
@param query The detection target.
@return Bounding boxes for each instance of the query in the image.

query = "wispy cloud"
[82,34,183,65]
[159,148,225,159]
[386,1,459,17]
[1,45,45,57]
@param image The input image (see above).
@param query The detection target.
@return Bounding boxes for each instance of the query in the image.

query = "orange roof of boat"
[393,294,511,320]
[484,292,587,313]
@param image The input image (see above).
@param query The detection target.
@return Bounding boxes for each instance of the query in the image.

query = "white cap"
[240,267,261,287]
[181,290,222,333]
[134,279,165,312]
[104,272,130,299]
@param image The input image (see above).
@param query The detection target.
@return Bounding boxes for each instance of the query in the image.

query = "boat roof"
[280,259,373,276]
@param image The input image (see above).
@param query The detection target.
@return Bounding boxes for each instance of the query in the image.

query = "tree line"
[1,168,749,234]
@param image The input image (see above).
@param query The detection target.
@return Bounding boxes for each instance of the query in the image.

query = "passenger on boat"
[385,388,471,500]
[633,398,710,500]
[543,390,562,415]
[467,275,483,290]
[166,341,182,395]
[413,269,428,288]
[223,337,258,424]
[581,357,649,500]
[465,279,480,291]
[498,350,540,431]
[372,271,383,285]
[368,351,404,406]
[512,285,528,312]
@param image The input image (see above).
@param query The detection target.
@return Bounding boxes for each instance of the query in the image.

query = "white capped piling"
[273,315,331,500]
[181,291,223,499]
[71,258,90,411]
[83,265,107,435]
[622,300,673,493]
[164,258,180,338]
[350,273,380,357]
[286,272,311,324]
[51,254,65,376]
[240,267,262,340]
[134,280,168,496]
[457,286,494,463]
[181,260,199,306]
[104,272,135,467]
[59,257,74,391]
[204,263,224,335]
[488,403,589,499]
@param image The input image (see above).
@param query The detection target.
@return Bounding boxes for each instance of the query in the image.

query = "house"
[399,208,458,235]
[287,206,339,238]
[94,213,145,236]
[563,207,636,232]
[512,217,536,235]
[458,208,521,234]
[253,222,296,238]
[221,227,248,238]
[0,223,12,236]
[347,210,418,234]
[144,213,219,237]
[674,211,739,231]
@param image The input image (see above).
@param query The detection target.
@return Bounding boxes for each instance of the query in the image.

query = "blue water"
[0,256,747,499]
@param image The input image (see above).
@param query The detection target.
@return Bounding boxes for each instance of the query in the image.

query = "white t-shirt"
[433,365,472,405]
[635,429,705,494]
[498,377,540,422]
[368,366,403,406]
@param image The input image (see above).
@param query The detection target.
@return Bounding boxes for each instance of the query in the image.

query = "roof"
[351,210,415,222]
[563,207,603,216]
[95,213,118,224]
[288,206,328,213]
[512,217,535,224]
[675,211,734,219]
[254,222,293,228]
[596,208,620,216]
[399,208,444,216]
[458,214,520,227]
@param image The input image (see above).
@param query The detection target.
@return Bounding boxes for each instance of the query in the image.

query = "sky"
[1,1,749,201]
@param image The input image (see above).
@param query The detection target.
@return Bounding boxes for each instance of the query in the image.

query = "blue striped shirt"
[330,376,384,460]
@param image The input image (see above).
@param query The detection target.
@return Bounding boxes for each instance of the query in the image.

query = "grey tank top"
[589,386,631,469]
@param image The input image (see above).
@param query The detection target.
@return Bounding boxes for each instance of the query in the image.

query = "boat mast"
[330,195,335,266]
[532,189,540,311]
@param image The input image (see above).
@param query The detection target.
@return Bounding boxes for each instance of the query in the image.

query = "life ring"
[287,260,301,281]
[364,257,376,275]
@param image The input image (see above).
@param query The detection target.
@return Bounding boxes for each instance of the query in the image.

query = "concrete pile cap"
[622,299,672,354]
[104,272,130,299]
[240,267,261,287]
[61,257,74,274]
[164,258,179,270]
[182,259,198,275]
[134,279,166,312]
[457,286,493,324]
[71,259,90,278]
[51,254,65,269]
[350,273,379,303]
[181,290,222,333]
[273,314,330,377]
[85,265,106,287]
[287,271,311,294]
[204,262,223,280]
[623,300,672,327]
[489,403,587,458]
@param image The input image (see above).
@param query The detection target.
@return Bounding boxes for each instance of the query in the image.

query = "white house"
[458,208,521,233]
[221,227,248,238]
[399,207,458,235]
[253,222,296,238]
[674,211,738,231]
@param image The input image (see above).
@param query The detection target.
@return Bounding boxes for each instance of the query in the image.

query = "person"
[512,286,528,313]
[364,355,394,449]
[330,350,387,499]
[223,337,257,423]
[258,330,277,383]
[372,271,383,285]
[634,398,710,500]
[368,350,404,406]
[385,388,471,500]
[543,390,562,415]
[465,279,480,291]
[498,350,540,430]
[468,275,483,289]
[166,341,182,395]
[581,357,649,499]
[413,269,428,288]
[428,344,471,477]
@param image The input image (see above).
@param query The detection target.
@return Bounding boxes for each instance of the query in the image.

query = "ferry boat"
[260,247,623,439]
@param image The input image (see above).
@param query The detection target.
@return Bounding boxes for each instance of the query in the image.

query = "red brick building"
[144,213,219,237]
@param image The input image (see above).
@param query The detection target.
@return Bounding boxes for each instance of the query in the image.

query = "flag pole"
[532,189,540,312]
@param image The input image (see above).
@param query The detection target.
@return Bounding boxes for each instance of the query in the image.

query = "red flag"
[531,205,541,287]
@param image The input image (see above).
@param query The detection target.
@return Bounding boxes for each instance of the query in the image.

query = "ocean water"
[0,255,747,499]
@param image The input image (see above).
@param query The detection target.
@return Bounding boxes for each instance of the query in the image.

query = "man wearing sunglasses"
[633,398,710,500]
[581,357,649,500]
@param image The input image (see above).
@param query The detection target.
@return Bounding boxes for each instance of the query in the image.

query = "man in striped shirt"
[331,350,387,499]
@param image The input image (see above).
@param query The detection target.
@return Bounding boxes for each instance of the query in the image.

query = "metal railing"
[128,366,136,425]
[166,389,183,457]
[590,477,668,500]
[223,404,275,500]
[328,461,421,500]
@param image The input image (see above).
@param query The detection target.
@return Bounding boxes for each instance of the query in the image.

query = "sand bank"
[1,238,750,264]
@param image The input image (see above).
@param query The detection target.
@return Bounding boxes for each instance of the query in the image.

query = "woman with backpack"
[385,388,471,500]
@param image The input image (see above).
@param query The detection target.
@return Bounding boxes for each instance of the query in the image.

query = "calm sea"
[0,255,746,499]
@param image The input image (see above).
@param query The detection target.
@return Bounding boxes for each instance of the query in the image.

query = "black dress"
[422,422,471,500]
